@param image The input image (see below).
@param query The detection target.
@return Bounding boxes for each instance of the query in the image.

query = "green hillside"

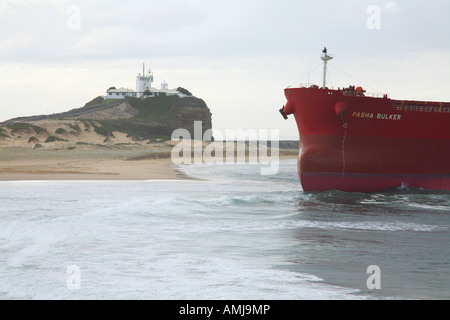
[82,95,212,140]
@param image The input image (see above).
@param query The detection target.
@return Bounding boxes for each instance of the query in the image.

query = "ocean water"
[0,159,449,300]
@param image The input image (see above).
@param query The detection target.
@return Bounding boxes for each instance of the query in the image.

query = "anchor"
[279,106,288,120]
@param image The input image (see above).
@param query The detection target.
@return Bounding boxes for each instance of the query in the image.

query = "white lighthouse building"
[136,64,154,98]
[105,64,187,100]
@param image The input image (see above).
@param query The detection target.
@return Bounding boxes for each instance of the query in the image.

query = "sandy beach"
[0,144,298,181]
[0,145,182,181]
[0,119,194,181]
[0,157,179,181]
[0,119,298,181]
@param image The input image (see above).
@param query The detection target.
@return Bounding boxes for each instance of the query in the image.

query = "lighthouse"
[136,63,154,98]
[105,64,186,100]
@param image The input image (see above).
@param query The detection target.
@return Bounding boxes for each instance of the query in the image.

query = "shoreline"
[0,158,183,182]
[0,145,298,182]
[0,145,184,182]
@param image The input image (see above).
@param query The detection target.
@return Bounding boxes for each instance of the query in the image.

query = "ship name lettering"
[352,112,374,119]
[377,113,402,121]
[352,112,401,121]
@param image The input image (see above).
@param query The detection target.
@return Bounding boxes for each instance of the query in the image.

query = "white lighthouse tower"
[136,63,154,98]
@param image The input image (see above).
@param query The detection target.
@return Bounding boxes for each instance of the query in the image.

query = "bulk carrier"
[280,49,450,192]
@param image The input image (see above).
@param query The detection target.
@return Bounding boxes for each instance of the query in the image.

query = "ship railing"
[365,92,388,98]
[297,84,387,97]
[298,83,319,88]
[392,102,450,113]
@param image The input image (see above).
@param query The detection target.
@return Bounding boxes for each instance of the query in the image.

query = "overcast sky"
[1,0,450,139]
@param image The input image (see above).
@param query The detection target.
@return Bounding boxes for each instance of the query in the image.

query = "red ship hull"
[282,86,450,192]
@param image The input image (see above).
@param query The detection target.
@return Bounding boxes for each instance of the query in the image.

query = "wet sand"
[0,142,298,181]
[0,145,182,181]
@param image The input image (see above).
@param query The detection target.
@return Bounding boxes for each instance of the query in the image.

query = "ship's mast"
[320,47,333,88]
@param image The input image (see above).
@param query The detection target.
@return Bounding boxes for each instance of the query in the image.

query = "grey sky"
[1,0,450,138]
